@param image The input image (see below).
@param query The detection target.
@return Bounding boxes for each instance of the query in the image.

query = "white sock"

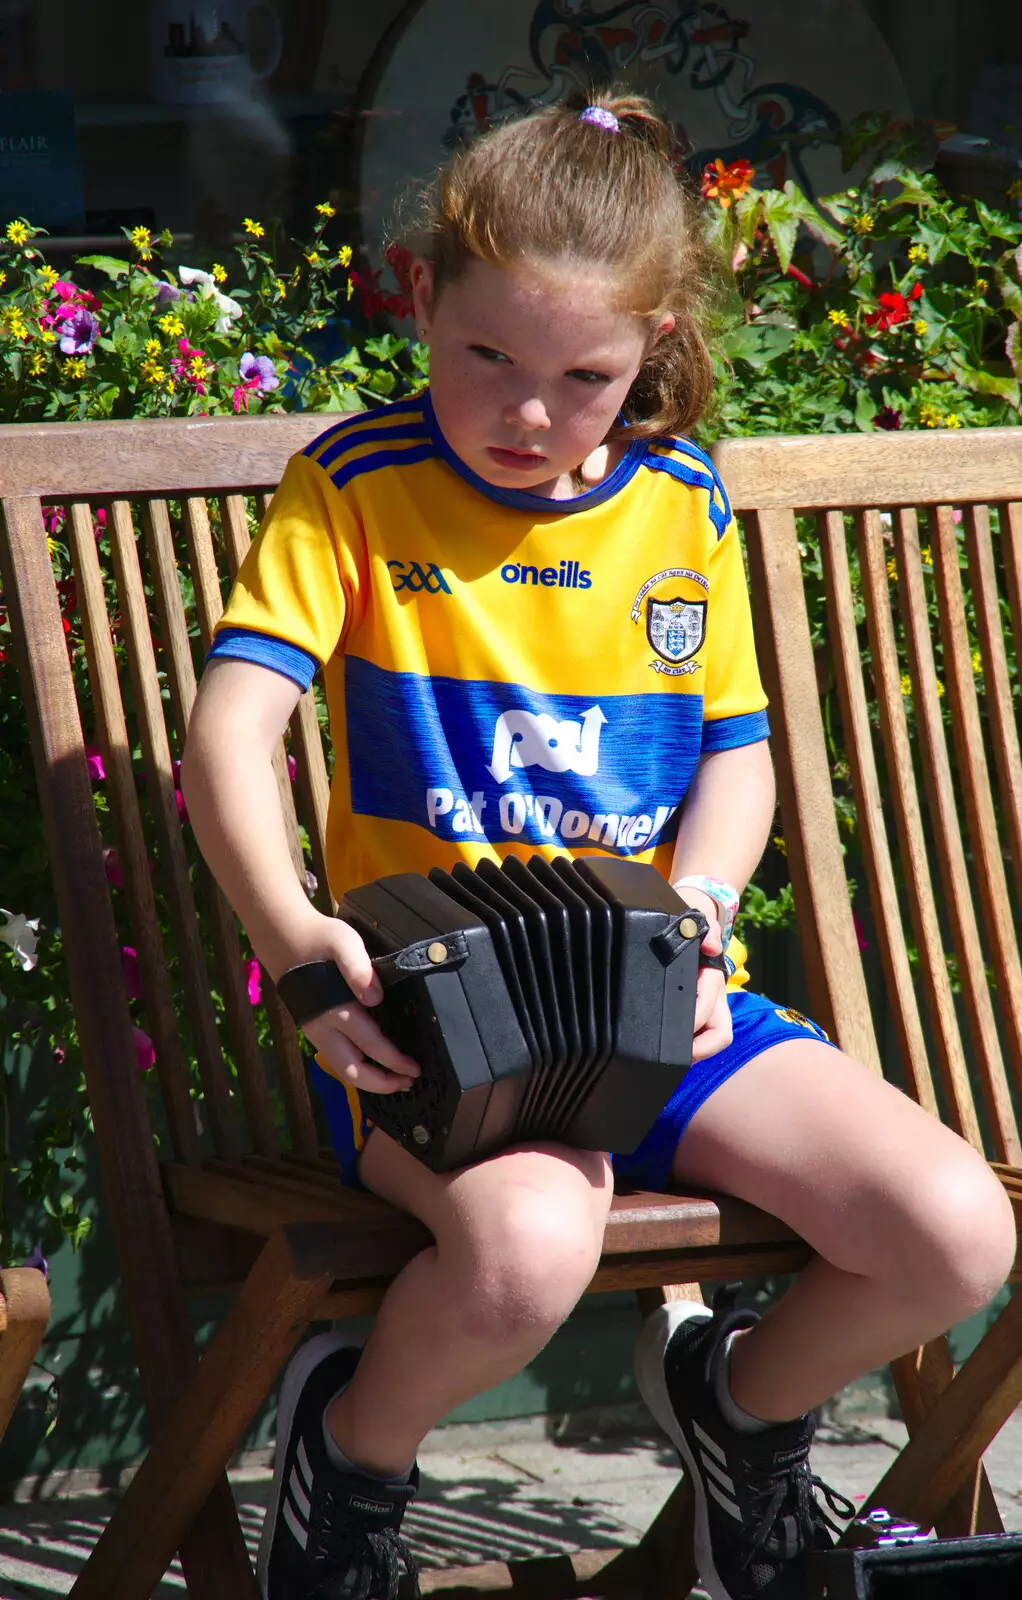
[711,1333,772,1435]
[322,1391,413,1484]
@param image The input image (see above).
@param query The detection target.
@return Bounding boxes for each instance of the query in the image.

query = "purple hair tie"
[579,106,620,133]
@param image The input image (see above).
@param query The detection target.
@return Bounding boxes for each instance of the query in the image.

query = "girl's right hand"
[280,916,422,1095]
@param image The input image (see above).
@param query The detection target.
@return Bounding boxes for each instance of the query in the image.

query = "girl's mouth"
[487,446,547,471]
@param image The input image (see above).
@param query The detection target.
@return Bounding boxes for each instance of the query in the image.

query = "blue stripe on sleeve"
[207,628,319,691]
[701,709,770,751]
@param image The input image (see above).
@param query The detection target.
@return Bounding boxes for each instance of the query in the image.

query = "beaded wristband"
[673,875,740,950]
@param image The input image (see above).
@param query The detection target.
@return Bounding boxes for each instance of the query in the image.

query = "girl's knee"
[456,1175,609,1343]
[890,1151,1016,1317]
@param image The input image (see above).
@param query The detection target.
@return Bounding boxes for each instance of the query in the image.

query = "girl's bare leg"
[326,1133,613,1476]
[672,1042,1017,1422]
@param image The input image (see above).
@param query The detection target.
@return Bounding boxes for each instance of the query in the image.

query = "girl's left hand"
[678,885,734,1062]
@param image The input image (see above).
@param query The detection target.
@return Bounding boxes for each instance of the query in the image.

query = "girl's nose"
[506,396,551,431]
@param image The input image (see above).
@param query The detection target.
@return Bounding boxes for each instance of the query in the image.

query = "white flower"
[177,265,244,334]
[0,908,41,971]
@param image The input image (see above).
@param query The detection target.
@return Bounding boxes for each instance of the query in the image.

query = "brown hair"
[397,87,721,440]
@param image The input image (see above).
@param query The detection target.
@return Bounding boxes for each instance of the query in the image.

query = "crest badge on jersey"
[647,598,706,666]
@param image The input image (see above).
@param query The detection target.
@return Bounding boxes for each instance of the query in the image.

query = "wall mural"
[360,0,910,249]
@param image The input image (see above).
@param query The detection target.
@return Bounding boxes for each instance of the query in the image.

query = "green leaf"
[722,321,796,368]
[974,198,1021,241]
[954,361,1020,408]
[1007,322,1022,380]
[759,190,799,274]
[854,389,878,430]
[75,254,130,279]
[818,193,853,225]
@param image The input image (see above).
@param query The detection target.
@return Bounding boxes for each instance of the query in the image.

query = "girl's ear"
[654,311,676,342]
[410,259,435,341]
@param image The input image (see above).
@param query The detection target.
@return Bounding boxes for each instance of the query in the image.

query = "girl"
[182,93,1015,1600]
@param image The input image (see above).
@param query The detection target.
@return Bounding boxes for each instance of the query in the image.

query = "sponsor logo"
[647,598,706,667]
[501,559,592,590]
[426,786,677,853]
[487,705,606,784]
[388,559,451,594]
[774,1007,830,1040]
[349,1496,393,1516]
[630,566,708,621]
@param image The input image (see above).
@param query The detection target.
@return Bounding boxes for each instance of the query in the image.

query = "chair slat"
[290,693,334,915]
[880,510,983,1146]
[107,499,241,1161]
[66,501,201,1166]
[743,508,881,1070]
[180,493,319,1155]
[931,506,1022,1098]
[141,500,279,1160]
[967,506,1022,910]
[821,510,941,1121]
[897,507,1020,1163]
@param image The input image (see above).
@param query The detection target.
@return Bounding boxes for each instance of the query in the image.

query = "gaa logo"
[388,559,451,595]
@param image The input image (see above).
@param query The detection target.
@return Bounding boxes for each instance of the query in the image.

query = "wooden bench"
[0,1268,50,1454]
[1,416,1019,1598]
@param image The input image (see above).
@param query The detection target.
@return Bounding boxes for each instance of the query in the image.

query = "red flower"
[700,158,755,209]
[864,284,923,332]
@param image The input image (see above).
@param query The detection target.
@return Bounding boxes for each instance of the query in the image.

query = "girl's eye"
[469,344,511,364]
[567,369,611,385]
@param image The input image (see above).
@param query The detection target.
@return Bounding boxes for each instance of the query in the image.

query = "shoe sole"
[256,1330,362,1599]
[634,1301,733,1600]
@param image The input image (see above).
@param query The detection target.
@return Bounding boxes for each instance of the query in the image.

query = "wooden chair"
[0,1267,50,1451]
[0,416,1018,1597]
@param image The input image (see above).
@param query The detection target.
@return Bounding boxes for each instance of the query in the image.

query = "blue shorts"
[310,988,833,1193]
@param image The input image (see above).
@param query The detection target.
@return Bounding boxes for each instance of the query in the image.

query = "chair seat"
[163,1155,811,1315]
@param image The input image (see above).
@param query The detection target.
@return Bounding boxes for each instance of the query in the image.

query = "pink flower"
[103,847,124,887]
[245,958,262,1006]
[121,945,142,1000]
[85,745,106,781]
[133,1026,156,1071]
[853,912,869,952]
[286,754,297,781]
[171,759,189,823]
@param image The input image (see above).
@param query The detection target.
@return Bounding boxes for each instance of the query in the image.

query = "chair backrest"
[714,428,1022,1167]
[1,416,335,1184]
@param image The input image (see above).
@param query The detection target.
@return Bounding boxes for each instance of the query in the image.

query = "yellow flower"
[908,245,927,263]
[274,277,287,301]
[346,277,354,302]
[337,245,353,267]
[141,359,167,385]
[935,678,946,698]
[945,412,963,428]
[900,674,912,697]
[131,225,153,259]
[315,202,336,218]
[0,269,6,285]
[243,217,265,238]
[919,404,943,428]
[828,308,851,327]
[38,265,59,290]
[64,356,87,378]
[852,214,875,235]
[159,313,185,336]
[189,353,208,379]
[972,649,983,674]
[46,535,59,557]
[919,546,932,566]
[40,328,57,343]
[975,278,988,294]
[5,220,30,245]
[28,351,45,374]
[771,834,787,856]
[3,308,28,339]
[914,320,928,335]
[212,263,227,283]
[145,338,161,356]
[305,251,321,266]
[886,557,898,581]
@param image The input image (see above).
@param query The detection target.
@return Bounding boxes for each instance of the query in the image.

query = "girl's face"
[412,257,669,498]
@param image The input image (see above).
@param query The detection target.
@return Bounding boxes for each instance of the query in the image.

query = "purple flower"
[245,958,262,1006]
[875,405,903,431]
[239,351,279,392]
[23,1245,49,1281]
[133,1026,156,1072]
[154,281,182,305]
[85,745,106,781]
[59,308,99,355]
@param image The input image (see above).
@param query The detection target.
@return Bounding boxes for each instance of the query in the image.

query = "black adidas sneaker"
[634,1295,852,1600]
[258,1332,420,1600]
